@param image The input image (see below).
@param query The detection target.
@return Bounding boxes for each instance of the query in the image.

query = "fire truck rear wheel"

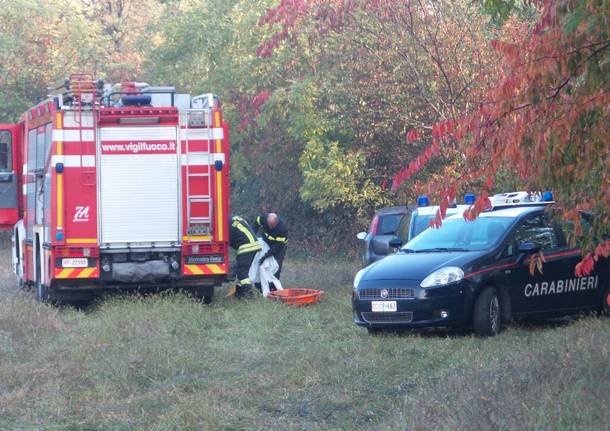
[186,287,213,304]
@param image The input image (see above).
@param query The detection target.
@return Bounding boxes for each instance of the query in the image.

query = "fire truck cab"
[2,74,231,303]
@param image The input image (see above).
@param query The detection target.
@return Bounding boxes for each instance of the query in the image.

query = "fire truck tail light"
[55,247,98,258]
[188,243,223,255]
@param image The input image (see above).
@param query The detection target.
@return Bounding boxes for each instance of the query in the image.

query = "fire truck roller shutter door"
[99,126,180,246]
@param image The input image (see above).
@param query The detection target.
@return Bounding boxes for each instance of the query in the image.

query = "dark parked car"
[395,202,472,245]
[356,206,413,266]
[353,198,609,336]
[357,195,475,267]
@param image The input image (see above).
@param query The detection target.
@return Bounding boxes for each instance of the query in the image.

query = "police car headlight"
[420,267,464,288]
[353,269,366,289]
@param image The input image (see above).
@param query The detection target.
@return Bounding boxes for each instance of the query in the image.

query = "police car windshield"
[403,216,513,252]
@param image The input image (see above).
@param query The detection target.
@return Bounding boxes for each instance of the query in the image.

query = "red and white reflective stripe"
[63,112,95,128]
[183,263,227,275]
[52,130,95,142]
[179,128,224,140]
[180,153,225,165]
[55,267,99,279]
[51,155,96,168]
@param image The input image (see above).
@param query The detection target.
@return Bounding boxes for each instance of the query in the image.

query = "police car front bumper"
[352,280,474,329]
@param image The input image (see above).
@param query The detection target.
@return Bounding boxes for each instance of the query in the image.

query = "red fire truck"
[0,74,230,303]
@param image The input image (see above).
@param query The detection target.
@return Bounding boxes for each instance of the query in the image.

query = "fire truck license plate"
[371,301,397,312]
[62,258,88,268]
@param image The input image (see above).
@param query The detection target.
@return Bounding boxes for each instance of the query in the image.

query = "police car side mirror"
[389,237,403,249]
[517,242,540,255]
[356,232,367,240]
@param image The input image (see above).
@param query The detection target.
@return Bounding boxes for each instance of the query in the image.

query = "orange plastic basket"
[268,288,324,306]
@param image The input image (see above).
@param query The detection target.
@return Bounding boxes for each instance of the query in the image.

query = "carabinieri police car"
[352,192,610,336]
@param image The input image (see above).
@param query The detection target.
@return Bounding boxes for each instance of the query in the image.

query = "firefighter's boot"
[235,282,254,299]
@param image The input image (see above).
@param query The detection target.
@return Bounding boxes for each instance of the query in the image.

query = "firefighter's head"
[267,213,279,229]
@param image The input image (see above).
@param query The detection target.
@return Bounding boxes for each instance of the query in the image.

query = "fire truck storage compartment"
[98,125,180,247]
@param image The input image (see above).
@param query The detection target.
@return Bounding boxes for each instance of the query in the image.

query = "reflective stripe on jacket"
[230,216,262,255]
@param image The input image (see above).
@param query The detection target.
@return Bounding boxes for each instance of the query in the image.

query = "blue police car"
[352,193,610,336]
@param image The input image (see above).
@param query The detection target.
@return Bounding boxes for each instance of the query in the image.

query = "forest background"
[1,0,607,257]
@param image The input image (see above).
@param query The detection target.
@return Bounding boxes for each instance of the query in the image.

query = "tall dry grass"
[0,234,608,430]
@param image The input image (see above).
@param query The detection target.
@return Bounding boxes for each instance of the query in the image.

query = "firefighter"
[253,212,288,279]
[229,215,262,298]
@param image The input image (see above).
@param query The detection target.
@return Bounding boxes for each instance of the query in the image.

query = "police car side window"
[513,214,563,252]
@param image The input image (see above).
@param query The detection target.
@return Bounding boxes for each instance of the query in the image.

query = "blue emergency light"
[121,95,152,106]
[417,195,430,207]
[56,231,64,241]
[464,193,476,205]
[542,191,554,201]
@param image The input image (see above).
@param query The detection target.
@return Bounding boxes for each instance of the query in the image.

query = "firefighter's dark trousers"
[273,246,287,279]
[235,251,256,298]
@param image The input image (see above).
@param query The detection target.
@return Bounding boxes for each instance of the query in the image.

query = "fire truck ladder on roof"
[66,74,98,186]
[182,109,213,238]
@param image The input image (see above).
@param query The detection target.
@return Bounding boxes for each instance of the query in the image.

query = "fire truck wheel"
[189,287,213,304]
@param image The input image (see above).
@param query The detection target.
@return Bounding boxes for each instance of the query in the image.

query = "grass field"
[1,234,609,430]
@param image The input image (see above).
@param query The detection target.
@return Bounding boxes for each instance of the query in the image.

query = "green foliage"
[299,138,389,215]
[0,0,162,122]
[481,0,538,23]
[4,0,605,253]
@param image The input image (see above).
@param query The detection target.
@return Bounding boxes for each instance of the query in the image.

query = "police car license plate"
[371,301,397,312]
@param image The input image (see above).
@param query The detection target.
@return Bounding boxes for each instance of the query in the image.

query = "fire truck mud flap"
[112,260,170,283]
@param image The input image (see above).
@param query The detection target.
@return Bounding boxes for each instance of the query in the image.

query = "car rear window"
[411,214,434,238]
[377,214,404,235]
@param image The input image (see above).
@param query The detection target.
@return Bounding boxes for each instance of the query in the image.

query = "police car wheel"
[473,287,501,336]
